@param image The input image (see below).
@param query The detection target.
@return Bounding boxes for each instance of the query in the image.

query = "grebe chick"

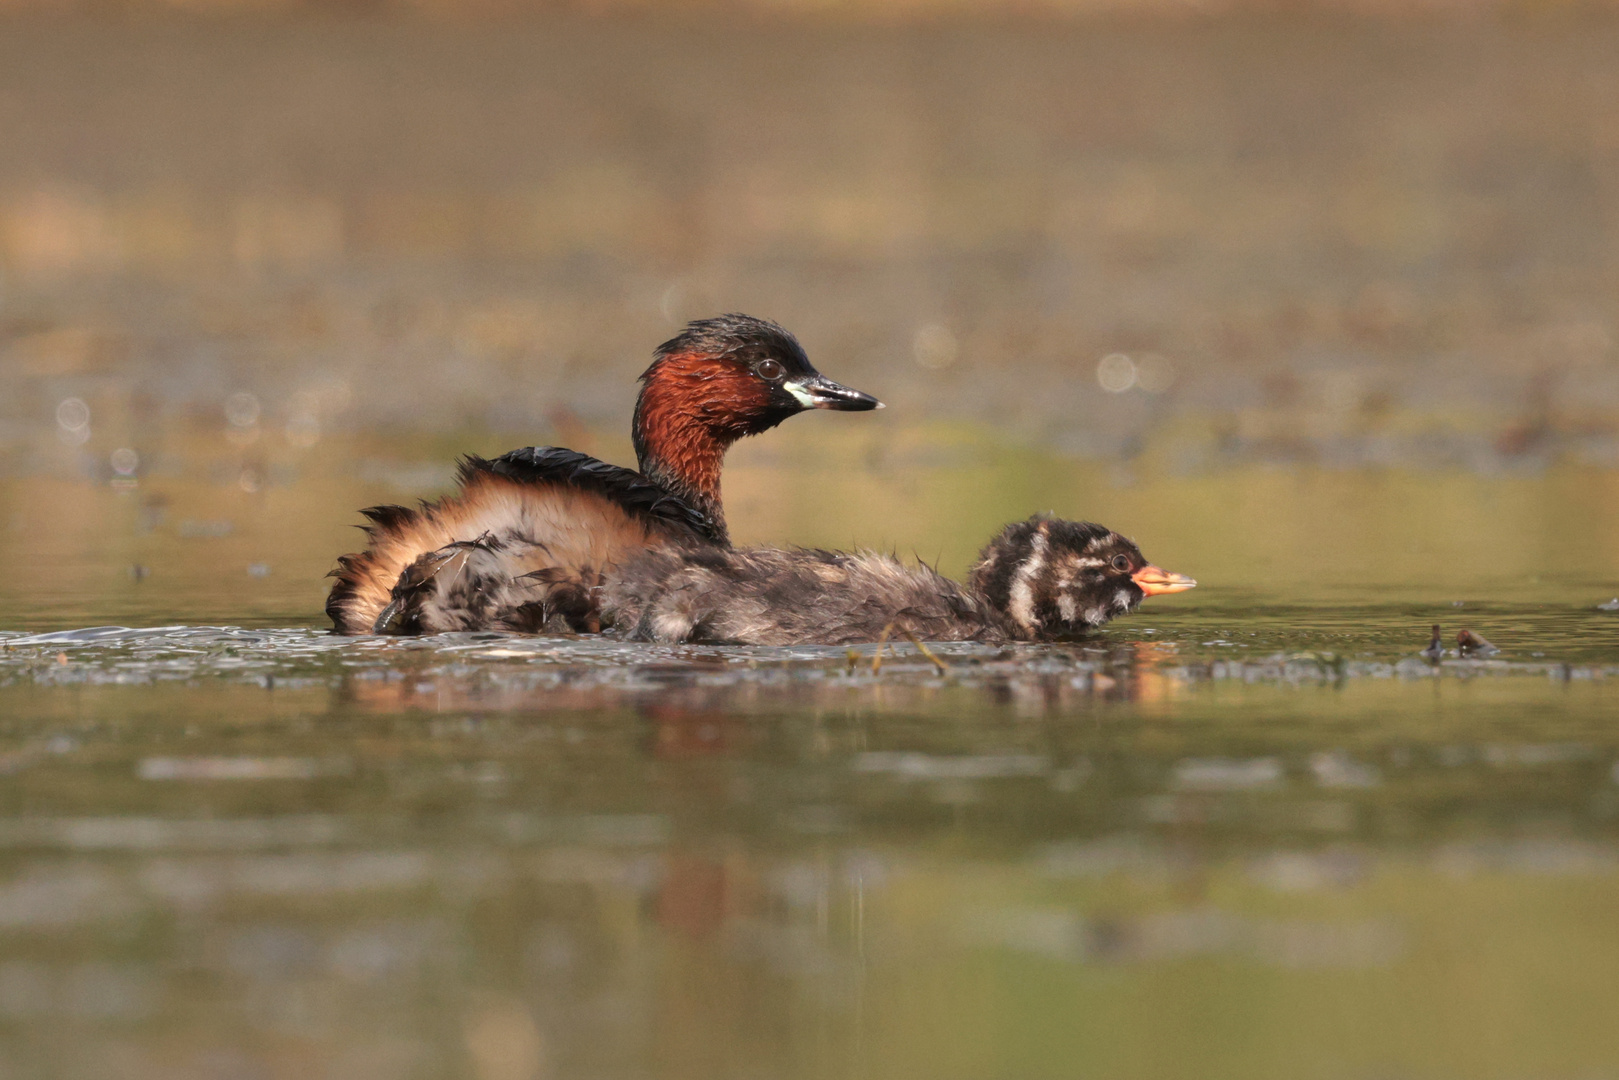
[326,314,881,635]
[602,516,1195,646]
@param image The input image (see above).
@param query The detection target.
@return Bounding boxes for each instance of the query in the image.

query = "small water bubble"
[55,398,91,444]
[55,398,90,431]
[224,392,260,428]
[912,324,958,370]
[1096,353,1136,393]
[109,448,139,476]
[1134,353,1177,394]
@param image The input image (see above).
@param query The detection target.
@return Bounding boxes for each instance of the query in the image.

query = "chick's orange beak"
[1132,565,1197,597]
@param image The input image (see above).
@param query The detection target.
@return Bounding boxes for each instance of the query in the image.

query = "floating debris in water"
[1310,751,1382,790]
[1457,629,1499,657]
[1171,757,1283,791]
[138,756,343,781]
[247,563,272,578]
[128,565,149,582]
[1421,624,1445,661]
[853,752,1048,781]
[1598,598,1619,612]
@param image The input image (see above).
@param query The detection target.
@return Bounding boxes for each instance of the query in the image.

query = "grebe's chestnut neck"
[632,314,880,543]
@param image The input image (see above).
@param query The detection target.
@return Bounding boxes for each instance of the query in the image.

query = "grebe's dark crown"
[648,313,811,375]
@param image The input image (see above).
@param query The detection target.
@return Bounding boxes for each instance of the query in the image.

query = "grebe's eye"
[755,359,785,382]
[1110,554,1131,573]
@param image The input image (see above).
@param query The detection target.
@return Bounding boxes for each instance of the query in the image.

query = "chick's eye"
[755,359,785,382]
[1110,554,1131,572]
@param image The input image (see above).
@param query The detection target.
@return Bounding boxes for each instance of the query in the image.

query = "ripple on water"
[0,606,1613,702]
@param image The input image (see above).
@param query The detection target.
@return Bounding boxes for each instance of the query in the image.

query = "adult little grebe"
[326,314,881,635]
[601,515,1195,646]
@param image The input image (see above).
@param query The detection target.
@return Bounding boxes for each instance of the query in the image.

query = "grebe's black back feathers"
[326,445,721,635]
[357,504,418,535]
[469,447,723,544]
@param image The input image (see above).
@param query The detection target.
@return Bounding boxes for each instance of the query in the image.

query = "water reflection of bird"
[326,315,881,635]
[603,515,1195,646]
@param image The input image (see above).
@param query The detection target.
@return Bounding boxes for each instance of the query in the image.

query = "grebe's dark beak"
[1132,565,1197,596]
[784,374,884,412]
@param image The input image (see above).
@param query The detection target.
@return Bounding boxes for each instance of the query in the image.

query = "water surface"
[2,450,1618,1080]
